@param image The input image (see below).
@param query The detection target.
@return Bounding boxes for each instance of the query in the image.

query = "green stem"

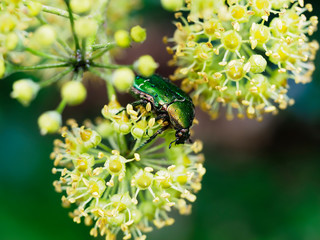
[65,0,80,52]
[88,67,116,101]
[92,42,116,51]
[74,68,84,82]
[106,81,116,102]
[25,47,67,61]
[15,63,70,71]
[119,134,128,154]
[39,67,73,87]
[91,63,132,69]
[36,14,47,25]
[56,99,68,114]
[56,38,73,55]
[23,0,79,19]
[81,38,87,60]
[128,138,142,157]
[89,48,110,61]
[98,143,113,153]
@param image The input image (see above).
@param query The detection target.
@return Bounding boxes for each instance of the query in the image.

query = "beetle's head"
[169,128,192,149]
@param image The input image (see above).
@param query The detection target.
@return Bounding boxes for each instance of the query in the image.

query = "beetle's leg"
[116,100,147,115]
[155,113,169,122]
[136,125,170,151]
[116,108,126,115]
[131,99,148,108]
[146,115,167,136]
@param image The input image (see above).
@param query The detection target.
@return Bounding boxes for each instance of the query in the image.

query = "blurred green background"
[1,1,320,240]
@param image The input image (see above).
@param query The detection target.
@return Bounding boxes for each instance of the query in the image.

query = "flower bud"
[96,121,114,138]
[79,128,102,148]
[88,178,106,198]
[38,111,62,135]
[134,170,153,190]
[70,0,92,13]
[26,1,42,16]
[114,30,131,48]
[11,79,40,106]
[161,0,184,11]
[112,68,135,92]
[34,25,56,47]
[75,18,98,38]
[5,32,19,50]
[130,25,146,43]
[226,60,245,81]
[134,55,158,77]
[248,55,267,73]
[0,14,17,33]
[61,81,87,106]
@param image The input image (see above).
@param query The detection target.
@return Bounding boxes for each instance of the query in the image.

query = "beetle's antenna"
[169,139,177,149]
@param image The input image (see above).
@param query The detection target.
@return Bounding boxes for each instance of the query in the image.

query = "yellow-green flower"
[167,0,319,121]
[51,100,205,240]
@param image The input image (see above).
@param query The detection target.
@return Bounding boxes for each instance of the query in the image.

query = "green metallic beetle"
[130,75,195,148]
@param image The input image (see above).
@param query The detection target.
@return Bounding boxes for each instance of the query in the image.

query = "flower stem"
[56,99,68,114]
[88,67,116,101]
[91,63,132,69]
[92,42,116,51]
[15,63,70,71]
[22,0,78,19]
[25,47,67,61]
[39,67,73,88]
[99,143,113,153]
[64,0,80,52]
[56,38,74,55]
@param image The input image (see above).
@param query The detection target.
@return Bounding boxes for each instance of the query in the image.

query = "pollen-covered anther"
[134,153,141,161]
[181,190,197,202]
[191,140,203,153]
[153,197,160,203]
[265,106,276,113]
[148,118,155,128]
[93,167,103,176]
[236,90,242,96]
[145,167,153,173]
[161,192,171,198]
[146,102,152,112]
[168,165,176,171]
[165,218,175,226]
[153,219,166,229]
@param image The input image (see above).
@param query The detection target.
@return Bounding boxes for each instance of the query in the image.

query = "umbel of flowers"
[0,0,158,134]
[51,99,205,240]
[166,0,319,121]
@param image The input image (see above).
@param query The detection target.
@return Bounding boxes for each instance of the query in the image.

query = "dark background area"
[1,1,320,239]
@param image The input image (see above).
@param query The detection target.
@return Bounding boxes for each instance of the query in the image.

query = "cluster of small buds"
[51,99,205,240]
[115,25,147,48]
[0,0,159,134]
[166,0,319,121]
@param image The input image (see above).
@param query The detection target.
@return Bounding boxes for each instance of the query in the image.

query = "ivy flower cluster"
[51,99,205,240]
[166,0,319,121]
[0,0,159,134]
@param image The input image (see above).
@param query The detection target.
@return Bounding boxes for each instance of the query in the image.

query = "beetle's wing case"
[167,101,195,129]
[132,75,192,109]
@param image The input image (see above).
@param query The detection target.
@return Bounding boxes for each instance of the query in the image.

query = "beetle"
[129,74,195,149]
